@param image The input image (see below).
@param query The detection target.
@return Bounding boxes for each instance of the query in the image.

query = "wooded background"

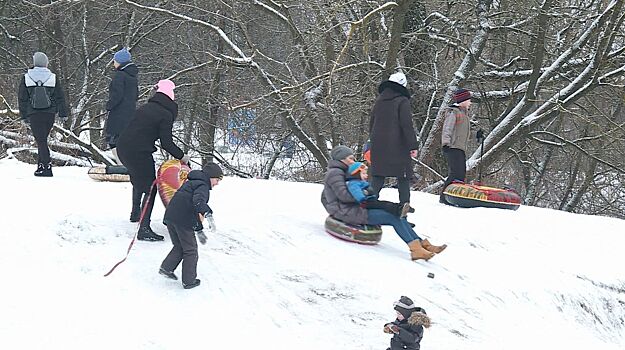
[1,0,624,218]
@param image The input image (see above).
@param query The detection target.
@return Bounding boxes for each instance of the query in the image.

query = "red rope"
[103,179,158,277]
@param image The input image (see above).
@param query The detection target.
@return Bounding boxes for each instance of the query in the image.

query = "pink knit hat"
[156,79,175,100]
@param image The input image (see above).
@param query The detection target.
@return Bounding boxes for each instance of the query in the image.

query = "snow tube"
[88,165,130,182]
[443,182,521,210]
[324,216,382,245]
[156,159,191,207]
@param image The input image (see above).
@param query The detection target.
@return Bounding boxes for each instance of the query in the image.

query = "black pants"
[29,112,55,165]
[370,175,411,204]
[441,147,466,200]
[161,223,198,284]
[117,148,157,227]
[364,199,401,217]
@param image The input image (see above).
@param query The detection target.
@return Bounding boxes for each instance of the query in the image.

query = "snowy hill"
[0,158,624,350]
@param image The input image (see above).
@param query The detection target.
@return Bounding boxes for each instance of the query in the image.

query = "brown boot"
[408,240,435,261]
[421,239,447,254]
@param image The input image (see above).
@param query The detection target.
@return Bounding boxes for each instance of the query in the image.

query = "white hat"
[389,72,407,87]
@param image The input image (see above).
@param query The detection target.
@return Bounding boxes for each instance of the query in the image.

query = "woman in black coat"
[105,48,138,152]
[369,72,419,205]
[116,79,189,241]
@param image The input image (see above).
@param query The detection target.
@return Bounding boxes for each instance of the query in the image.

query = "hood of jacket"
[408,311,431,328]
[118,62,138,78]
[378,80,410,98]
[149,92,178,120]
[25,67,55,87]
[327,159,348,172]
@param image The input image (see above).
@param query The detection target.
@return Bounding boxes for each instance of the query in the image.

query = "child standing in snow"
[159,163,223,289]
[346,162,413,218]
[384,296,431,350]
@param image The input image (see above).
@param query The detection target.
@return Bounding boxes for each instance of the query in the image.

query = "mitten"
[205,213,216,232]
[390,325,400,334]
[196,230,208,245]
[383,324,392,334]
[180,154,191,164]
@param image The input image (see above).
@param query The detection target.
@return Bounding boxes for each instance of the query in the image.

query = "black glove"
[476,128,484,141]
[196,230,208,245]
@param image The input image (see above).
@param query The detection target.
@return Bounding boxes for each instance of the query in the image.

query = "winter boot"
[408,240,435,261]
[130,187,142,222]
[34,163,53,177]
[137,226,164,241]
[159,267,178,280]
[183,279,201,290]
[421,238,447,254]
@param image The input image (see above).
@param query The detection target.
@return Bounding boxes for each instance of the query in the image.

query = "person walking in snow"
[116,79,190,241]
[439,88,472,205]
[321,146,446,261]
[17,52,69,177]
[368,71,419,205]
[345,161,413,218]
[159,163,223,289]
[105,48,138,163]
[384,296,431,350]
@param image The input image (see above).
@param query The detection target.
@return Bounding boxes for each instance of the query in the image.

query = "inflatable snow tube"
[88,165,130,182]
[324,216,382,245]
[443,182,521,210]
[157,159,192,207]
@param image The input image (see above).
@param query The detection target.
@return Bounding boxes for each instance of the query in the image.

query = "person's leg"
[177,224,199,286]
[369,175,386,197]
[448,148,466,182]
[161,224,183,273]
[367,209,418,243]
[365,199,401,216]
[130,186,142,222]
[440,147,463,202]
[30,113,55,176]
[396,176,411,204]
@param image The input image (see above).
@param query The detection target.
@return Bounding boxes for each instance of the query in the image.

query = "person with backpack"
[116,79,189,241]
[439,88,472,205]
[368,72,419,206]
[17,52,68,177]
[105,48,138,163]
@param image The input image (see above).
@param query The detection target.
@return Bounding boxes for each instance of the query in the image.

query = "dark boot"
[183,279,201,289]
[137,225,164,241]
[159,267,178,280]
[399,202,412,218]
[34,163,53,177]
[130,187,142,222]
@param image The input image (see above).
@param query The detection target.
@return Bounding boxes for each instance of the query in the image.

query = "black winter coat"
[388,311,428,350]
[321,160,368,225]
[164,170,212,230]
[106,63,138,137]
[369,81,418,177]
[116,92,184,159]
[18,67,68,119]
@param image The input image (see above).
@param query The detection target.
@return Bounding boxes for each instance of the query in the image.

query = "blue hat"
[113,48,131,64]
[347,162,366,177]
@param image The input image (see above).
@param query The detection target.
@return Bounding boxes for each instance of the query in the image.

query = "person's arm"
[326,169,358,203]
[158,118,184,159]
[441,109,456,147]
[17,78,29,120]
[346,181,367,203]
[54,76,68,118]
[398,99,419,151]
[106,72,125,111]
[192,181,211,215]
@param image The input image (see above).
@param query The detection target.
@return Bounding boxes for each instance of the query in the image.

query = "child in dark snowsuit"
[384,296,431,350]
[346,162,413,218]
[159,163,223,289]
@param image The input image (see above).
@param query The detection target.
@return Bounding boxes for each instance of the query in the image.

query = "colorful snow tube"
[88,165,130,182]
[443,182,521,210]
[156,159,192,207]
[325,216,382,245]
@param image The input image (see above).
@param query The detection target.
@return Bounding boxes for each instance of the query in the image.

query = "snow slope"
[0,158,623,350]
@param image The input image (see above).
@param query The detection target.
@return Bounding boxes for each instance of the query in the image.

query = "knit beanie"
[347,162,365,178]
[388,72,408,88]
[203,163,223,179]
[453,88,471,104]
[113,48,132,64]
[330,145,354,161]
[393,296,417,319]
[156,79,176,100]
[33,52,49,67]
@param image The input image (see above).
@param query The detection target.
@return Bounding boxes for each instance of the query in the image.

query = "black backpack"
[29,74,52,110]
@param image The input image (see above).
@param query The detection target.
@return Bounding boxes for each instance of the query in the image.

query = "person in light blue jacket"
[346,162,412,218]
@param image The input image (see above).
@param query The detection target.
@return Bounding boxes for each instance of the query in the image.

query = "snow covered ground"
[0,158,624,350]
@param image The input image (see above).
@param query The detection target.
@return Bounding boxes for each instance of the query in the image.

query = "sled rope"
[103,179,158,277]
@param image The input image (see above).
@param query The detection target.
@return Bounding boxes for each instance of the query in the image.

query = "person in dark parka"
[17,52,69,177]
[105,48,138,157]
[160,163,223,289]
[369,71,419,205]
[384,296,431,350]
[116,79,189,241]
